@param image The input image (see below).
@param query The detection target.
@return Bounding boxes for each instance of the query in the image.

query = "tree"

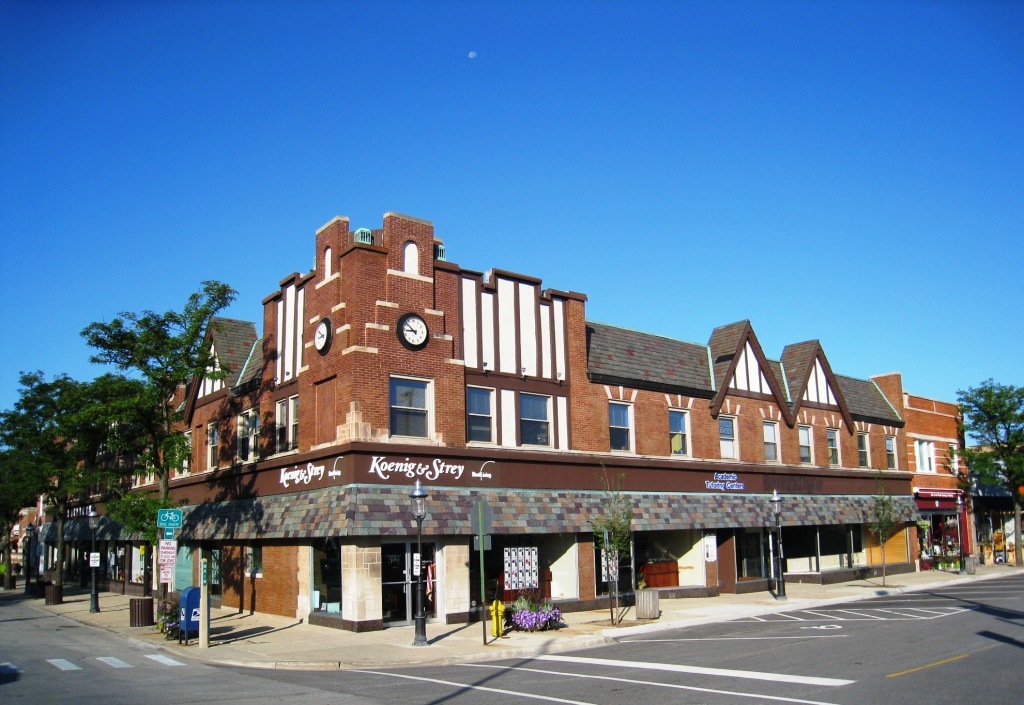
[0,372,121,588]
[958,380,1024,567]
[81,281,236,502]
[0,447,47,588]
[870,472,900,586]
[588,469,633,624]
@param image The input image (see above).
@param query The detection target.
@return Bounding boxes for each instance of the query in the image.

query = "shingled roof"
[707,320,749,392]
[586,322,713,395]
[209,317,258,387]
[835,374,903,425]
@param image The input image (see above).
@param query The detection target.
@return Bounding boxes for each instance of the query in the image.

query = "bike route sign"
[157,509,183,529]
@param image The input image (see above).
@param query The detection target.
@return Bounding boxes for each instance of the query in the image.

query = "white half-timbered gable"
[803,358,838,406]
[728,341,772,394]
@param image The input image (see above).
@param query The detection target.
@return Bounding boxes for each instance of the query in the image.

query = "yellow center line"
[887,653,969,678]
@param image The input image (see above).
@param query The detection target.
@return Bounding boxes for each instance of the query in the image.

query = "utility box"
[178,587,203,644]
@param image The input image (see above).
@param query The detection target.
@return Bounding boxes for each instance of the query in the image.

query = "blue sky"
[2,0,1021,414]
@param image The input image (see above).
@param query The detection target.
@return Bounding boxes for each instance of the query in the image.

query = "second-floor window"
[390,377,430,438]
[826,429,840,466]
[180,431,192,475]
[798,426,813,464]
[670,410,689,456]
[207,422,219,470]
[857,433,870,468]
[763,421,778,462]
[466,387,494,443]
[276,395,299,452]
[520,393,550,447]
[238,408,260,463]
[609,402,632,451]
[886,435,897,469]
[719,416,737,459]
[915,439,935,472]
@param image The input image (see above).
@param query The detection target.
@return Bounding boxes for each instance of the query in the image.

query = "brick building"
[76,211,927,631]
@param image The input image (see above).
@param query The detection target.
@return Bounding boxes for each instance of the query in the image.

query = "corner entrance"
[381,542,436,626]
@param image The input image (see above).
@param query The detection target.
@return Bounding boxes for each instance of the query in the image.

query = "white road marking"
[463,663,847,705]
[776,612,806,620]
[97,657,133,669]
[45,659,80,671]
[350,670,597,704]
[835,609,885,619]
[801,610,846,620]
[535,654,855,686]
[145,654,184,666]
[874,609,937,619]
[621,635,847,642]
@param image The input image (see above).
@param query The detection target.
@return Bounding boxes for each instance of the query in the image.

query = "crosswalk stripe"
[145,654,184,667]
[46,659,81,671]
[97,657,133,669]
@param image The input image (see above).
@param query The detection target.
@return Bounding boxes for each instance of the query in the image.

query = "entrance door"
[381,542,436,626]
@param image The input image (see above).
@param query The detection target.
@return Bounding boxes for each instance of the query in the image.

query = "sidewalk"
[3,564,1021,670]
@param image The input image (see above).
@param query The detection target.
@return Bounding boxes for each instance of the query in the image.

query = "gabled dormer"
[183,317,259,423]
[708,320,793,425]
[780,340,853,428]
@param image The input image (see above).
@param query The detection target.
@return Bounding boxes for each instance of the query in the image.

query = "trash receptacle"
[636,588,660,619]
[129,597,155,627]
[967,555,978,575]
[44,583,63,605]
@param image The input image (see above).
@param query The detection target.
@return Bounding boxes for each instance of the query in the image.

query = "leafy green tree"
[81,280,236,502]
[0,447,47,588]
[0,372,120,587]
[870,473,900,586]
[589,470,633,624]
[958,380,1024,567]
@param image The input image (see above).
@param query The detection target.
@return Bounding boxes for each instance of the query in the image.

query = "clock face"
[314,318,332,354]
[397,313,429,350]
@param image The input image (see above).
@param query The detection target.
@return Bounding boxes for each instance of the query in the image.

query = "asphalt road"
[3,574,1022,704]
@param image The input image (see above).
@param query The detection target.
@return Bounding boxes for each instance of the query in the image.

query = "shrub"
[504,590,563,632]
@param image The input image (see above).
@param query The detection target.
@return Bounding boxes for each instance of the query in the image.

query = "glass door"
[381,542,436,626]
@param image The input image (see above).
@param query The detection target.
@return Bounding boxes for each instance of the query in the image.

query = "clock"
[397,312,429,351]
[314,318,333,355]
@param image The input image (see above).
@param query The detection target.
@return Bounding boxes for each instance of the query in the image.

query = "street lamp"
[956,495,966,575]
[770,490,787,600]
[23,523,35,596]
[410,480,429,647]
[88,508,100,613]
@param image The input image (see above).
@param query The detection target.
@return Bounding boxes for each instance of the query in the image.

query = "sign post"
[199,558,209,649]
[471,500,492,645]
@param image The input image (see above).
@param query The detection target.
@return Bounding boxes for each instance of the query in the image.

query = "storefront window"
[311,538,342,614]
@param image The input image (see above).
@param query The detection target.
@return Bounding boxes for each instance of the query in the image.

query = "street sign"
[160,564,173,584]
[470,500,492,535]
[473,535,491,551]
[163,527,175,540]
[156,508,183,529]
[89,552,100,568]
[158,539,177,565]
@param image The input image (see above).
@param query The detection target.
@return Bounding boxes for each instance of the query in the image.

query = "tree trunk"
[881,543,887,586]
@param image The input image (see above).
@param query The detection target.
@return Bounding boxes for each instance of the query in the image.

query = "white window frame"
[466,386,495,444]
[763,421,779,462]
[857,433,870,468]
[798,425,813,464]
[238,407,260,463]
[826,428,840,467]
[609,401,633,452]
[669,409,689,457]
[886,435,897,469]
[915,439,936,473]
[389,376,433,439]
[948,444,959,475]
[207,422,219,470]
[719,416,738,459]
[519,392,552,447]
[276,395,300,453]
[180,430,192,476]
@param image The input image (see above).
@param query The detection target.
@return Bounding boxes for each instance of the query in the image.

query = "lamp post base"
[412,617,429,646]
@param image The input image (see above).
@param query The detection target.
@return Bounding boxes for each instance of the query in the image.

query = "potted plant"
[504,591,564,633]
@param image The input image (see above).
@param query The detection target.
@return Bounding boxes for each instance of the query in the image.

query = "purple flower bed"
[510,605,563,632]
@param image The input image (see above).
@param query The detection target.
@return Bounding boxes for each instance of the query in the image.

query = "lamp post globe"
[410,480,430,646]
[88,508,100,613]
[770,490,786,600]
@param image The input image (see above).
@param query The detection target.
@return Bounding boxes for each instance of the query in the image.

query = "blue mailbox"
[178,586,203,644]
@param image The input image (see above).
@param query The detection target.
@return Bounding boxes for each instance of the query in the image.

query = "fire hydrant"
[490,599,506,637]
